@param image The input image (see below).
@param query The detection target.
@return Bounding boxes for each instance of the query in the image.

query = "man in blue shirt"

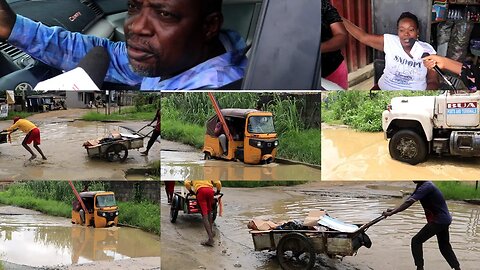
[0,0,247,90]
[382,181,461,270]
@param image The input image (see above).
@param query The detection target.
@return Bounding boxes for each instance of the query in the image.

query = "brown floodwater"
[0,120,159,180]
[0,206,160,267]
[161,151,321,181]
[322,127,480,180]
[162,185,480,270]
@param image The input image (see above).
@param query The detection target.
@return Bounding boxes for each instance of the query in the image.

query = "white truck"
[382,91,480,165]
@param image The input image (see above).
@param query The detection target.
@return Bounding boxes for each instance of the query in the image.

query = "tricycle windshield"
[247,116,275,134]
[96,194,116,207]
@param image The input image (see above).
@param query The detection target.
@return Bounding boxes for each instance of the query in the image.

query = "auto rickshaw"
[71,191,119,228]
[203,109,278,164]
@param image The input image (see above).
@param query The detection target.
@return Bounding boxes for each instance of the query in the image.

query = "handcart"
[170,190,223,223]
[83,125,152,162]
[250,215,386,270]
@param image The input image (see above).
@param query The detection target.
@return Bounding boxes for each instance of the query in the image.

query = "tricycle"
[250,215,385,270]
[0,130,8,144]
[83,125,152,162]
[170,190,223,223]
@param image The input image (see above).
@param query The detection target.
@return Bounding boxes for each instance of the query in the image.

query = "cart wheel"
[204,152,212,160]
[276,232,316,270]
[170,195,180,223]
[106,144,128,162]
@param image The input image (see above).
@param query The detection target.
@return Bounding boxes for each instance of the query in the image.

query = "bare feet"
[201,239,214,247]
[29,154,37,161]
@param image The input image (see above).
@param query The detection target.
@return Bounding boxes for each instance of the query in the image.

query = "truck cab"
[383,91,480,164]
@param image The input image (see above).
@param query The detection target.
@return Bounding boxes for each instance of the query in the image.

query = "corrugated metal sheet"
[331,0,373,72]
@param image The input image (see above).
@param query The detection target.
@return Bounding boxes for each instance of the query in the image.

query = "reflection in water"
[161,159,321,181]
[233,194,480,269]
[322,127,480,180]
[0,222,160,267]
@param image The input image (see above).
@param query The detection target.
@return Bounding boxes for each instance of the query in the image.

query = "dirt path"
[0,109,159,180]
[162,182,480,270]
[321,124,480,180]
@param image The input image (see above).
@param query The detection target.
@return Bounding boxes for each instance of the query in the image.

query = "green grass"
[322,90,441,132]
[1,111,34,121]
[435,181,480,200]
[0,182,160,235]
[82,109,155,121]
[161,118,205,148]
[118,201,160,234]
[277,129,320,165]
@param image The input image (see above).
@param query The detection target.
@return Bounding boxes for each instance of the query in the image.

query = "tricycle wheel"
[170,195,180,223]
[105,143,128,162]
[276,232,316,270]
[389,130,427,165]
[212,200,218,222]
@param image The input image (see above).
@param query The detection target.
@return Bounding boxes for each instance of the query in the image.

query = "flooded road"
[0,109,160,180]
[0,205,161,268]
[161,140,321,181]
[161,182,480,270]
[322,125,480,180]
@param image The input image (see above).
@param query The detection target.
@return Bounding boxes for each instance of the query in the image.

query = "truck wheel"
[389,130,427,165]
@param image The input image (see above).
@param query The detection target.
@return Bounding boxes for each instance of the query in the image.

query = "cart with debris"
[83,125,151,162]
[250,215,385,270]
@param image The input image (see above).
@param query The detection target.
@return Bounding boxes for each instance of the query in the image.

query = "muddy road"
[322,125,480,180]
[161,140,321,181]
[0,109,160,180]
[0,205,161,269]
[161,182,480,270]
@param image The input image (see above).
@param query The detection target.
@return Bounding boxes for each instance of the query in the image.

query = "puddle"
[322,127,480,180]
[0,120,160,180]
[0,207,160,267]
[161,152,321,181]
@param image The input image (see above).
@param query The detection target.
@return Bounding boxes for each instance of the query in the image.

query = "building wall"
[331,0,374,72]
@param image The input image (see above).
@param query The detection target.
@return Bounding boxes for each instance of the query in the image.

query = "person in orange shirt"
[3,116,47,161]
[184,179,222,247]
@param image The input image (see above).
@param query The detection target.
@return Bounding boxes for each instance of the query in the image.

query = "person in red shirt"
[3,116,47,161]
[141,109,160,156]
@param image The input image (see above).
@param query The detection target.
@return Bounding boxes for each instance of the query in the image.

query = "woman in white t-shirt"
[342,12,438,90]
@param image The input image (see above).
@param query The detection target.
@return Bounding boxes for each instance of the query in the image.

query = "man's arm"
[184,180,195,195]
[382,198,415,217]
[321,21,347,53]
[213,180,222,194]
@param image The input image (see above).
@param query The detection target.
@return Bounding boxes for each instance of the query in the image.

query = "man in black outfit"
[383,181,461,270]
